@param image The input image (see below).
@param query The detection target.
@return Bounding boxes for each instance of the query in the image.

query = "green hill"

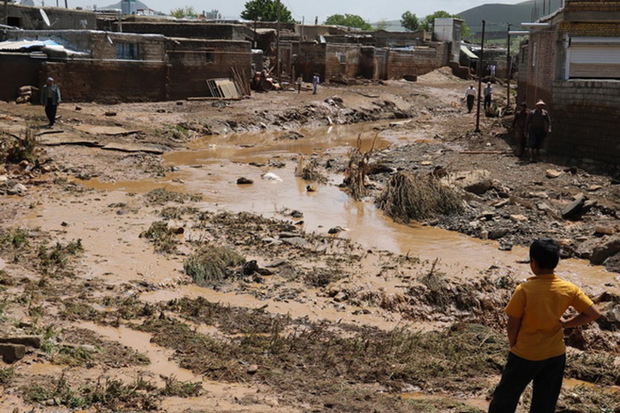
[373,1,563,39]
[458,0,563,39]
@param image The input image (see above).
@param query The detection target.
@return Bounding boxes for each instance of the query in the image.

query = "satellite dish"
[40,9,51,27]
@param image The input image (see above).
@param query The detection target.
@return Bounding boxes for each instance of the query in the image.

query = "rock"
[591,236,620,265]
[0,335,42,348]
[236,177,254,185]
[7,183,27,195]
[306,184,317,192]
[478,211,495,220]
[278,232,299,239]
[333,292,348,303]
[0,343,26,363]
[290,210,303,218]
[510,214,528,222]
[595,226,615,236]
[561,194,586,220]
[498,242,513,251]
[586,185,602,192]
[420,161,432,166]
[247,364,259,375]
[243,260,259,275]
[537,203,552,212]
[328,227,343,234]
[546,169,563,179]
[442,170,492,195]
[104,111,117,116]
[281,237,309,248]
[530,191,549,199]
[493,199,510,208]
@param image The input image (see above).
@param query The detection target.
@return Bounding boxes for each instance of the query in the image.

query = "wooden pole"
[475,20,486,133]
[276,0,281,83]
[506,23,511,109]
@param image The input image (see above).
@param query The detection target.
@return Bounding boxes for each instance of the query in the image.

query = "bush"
[184,245,245,286]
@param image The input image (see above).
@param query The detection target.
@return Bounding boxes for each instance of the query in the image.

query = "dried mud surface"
[1,68,619,412]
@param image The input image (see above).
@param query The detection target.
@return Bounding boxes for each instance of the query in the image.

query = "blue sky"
[66,0,530,22]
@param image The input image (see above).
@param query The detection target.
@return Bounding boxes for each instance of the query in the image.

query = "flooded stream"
[71,123,617,294]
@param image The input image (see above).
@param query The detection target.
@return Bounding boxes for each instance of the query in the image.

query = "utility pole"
[506,23,511,110]
[475,20,486,133]
[276,0,281,83]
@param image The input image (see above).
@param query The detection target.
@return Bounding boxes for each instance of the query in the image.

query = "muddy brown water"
[67,123,617,296]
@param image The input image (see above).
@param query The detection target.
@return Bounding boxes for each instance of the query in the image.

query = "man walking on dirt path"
[312,73,320,95]
[488,238,601,413]
[483,82,493,110]
[512,102,529,157]
[41,77,61,128]
[525,100,551,163]
[464,85,476,113]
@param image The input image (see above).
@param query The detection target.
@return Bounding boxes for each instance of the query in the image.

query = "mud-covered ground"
[1,68,619,412]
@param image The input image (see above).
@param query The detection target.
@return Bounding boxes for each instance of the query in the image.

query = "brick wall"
[116,22,252,41]
[522,30,558,107]
[550,79,620,165]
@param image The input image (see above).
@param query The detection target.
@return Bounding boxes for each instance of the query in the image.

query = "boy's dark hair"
[530,238,560,270]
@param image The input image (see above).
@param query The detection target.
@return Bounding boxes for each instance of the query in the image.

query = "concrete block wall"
[5,4,96,31]
[550,80,620,165]
[116,22,251,41]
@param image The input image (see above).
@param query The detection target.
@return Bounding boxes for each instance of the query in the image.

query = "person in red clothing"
[488,238,601,413]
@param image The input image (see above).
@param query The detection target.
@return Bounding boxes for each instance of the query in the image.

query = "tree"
[375,19,389,31]
[240,0,295,23]
[324,14,372,31]
[420,10,452,31]
[400,11,419,32]
[170,6,198,18]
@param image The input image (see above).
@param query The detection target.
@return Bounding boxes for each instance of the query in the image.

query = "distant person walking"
[490,64,496,78]
[525,99,551,163]
[483,82,493,110]
[512,102,529,157]
[296,75,303,94]
[41,77,61,128]
[312,73,320,95]
[464,85,476,113]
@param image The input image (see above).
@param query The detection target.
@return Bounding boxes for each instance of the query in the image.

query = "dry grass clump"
[144,188,202,205]
[139,221,178,254]
[295,155,328,184]
[377,171,463,223]
[184,245,245,286]
[344,135,378,200]
[2,127,38,164]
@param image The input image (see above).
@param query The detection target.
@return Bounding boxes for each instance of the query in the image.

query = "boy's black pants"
[488,352,565,413]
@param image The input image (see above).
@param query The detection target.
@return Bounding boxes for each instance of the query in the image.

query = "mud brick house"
[3,3,96,30]
[519,0,620,166]
[290,23,454,82]
[0,9,252,102]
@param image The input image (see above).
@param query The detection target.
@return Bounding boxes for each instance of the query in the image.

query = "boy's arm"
[507,315,522,347]
[562,304,601,329]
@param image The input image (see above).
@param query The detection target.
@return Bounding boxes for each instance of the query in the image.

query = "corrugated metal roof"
[461,45,479,59]
[0,39,88,56]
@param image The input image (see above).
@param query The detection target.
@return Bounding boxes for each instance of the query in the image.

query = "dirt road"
[1,68,618,412]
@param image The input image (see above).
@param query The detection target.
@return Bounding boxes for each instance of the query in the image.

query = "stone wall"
[550,79,620,166]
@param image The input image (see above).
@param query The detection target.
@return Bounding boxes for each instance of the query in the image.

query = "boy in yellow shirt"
[488,238,601,413]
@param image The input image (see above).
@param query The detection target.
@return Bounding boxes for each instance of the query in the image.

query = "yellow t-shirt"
[505,273,593,361]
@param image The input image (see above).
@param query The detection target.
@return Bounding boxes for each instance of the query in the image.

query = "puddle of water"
[71,122,618,295]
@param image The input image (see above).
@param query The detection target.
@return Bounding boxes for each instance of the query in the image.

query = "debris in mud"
[295,155,327,184]
[184,245,246,286]
[236,177,254,185]
[377,172,464,223]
